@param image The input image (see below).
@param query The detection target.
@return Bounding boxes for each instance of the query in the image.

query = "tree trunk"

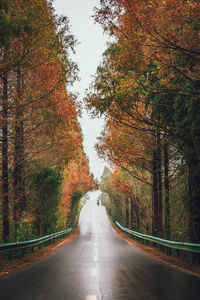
[157,127,163,235]
[130,196,134,229]
[152,149,158,235]
[135,196,140,231]
[125,198,129,228]
[13,65,25,226]
[2,72,9,242]
[152,126,163,237]
[164,142,170,239]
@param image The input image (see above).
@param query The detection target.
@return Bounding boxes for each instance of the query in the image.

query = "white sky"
[53,0,108,180]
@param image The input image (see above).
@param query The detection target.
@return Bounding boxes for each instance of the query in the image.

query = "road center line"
[93,255,98,262]
[91,268,97,276]
[86,295,97,300]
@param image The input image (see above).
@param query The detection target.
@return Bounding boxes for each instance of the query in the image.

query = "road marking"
[93,255,98,262]
[51,240,66,250]
[86,295,97,300]
[91,268,97,276]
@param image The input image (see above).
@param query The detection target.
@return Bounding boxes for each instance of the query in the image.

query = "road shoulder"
[0,227,79,279]
[108,217,200,278]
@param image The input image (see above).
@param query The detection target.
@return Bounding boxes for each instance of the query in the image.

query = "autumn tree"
[85,0,200,242]
[86,43,167,236]
[57,152,97,230]
[93,0,200,243]
[0,0,96,242]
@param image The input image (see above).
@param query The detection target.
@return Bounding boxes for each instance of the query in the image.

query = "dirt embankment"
[0,228,79,279]
[109,217,200,278]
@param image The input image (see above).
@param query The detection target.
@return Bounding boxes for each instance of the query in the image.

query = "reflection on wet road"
[0,191,200,299]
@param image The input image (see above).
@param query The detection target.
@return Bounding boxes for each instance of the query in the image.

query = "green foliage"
[31,167,63,235]
[68,192,84,228]
[15,220,35,242]
[173,96,200,161]
[0,3,11,46]
[169,179,189,242]
[0,0,37,47]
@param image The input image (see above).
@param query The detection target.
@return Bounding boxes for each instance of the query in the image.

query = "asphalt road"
[0,191,200,300]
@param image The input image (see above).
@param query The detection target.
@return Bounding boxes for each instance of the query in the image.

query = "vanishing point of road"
[0,191,200,300]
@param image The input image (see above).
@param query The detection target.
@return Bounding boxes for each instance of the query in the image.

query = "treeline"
[86,0,200,243]
[0,0,95,243]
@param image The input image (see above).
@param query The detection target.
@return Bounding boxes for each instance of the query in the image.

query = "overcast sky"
[53,0,109,180]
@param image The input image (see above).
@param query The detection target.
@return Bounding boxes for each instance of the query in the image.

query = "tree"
[31,167,62,235]
[1,0,85,242]
[86,43,166,236]
[90,0,200,242]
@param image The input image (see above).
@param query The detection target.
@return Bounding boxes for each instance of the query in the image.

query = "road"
[0,191,200,300]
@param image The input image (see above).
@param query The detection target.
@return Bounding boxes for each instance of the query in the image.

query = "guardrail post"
[165,247,171,255]
[7,251,12,260]
[0,228,72,260]
[191,253,195,264]
[191,252,199,264]
[115,221,200,263]
[176,249,179,258]
[20,248,24,257]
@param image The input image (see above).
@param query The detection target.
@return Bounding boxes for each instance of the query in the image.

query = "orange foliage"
[58,153,96,224]
[96,0,200,86]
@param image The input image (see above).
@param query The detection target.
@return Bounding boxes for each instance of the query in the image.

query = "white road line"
[91,268,97,276]
[51,240,66,251]
[86,295,97,300]
[93,255,98,262]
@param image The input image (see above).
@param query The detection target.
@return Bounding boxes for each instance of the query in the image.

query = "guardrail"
[115,221,200,262]
[0,228,72,260]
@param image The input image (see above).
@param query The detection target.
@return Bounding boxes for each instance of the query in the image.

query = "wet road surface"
[0,191,200,300]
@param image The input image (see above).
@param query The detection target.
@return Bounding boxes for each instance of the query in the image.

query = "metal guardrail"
[0,228,72,260]
[115,221,200,257]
